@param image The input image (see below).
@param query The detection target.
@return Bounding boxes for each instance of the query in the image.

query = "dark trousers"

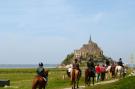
[101,72,105,81]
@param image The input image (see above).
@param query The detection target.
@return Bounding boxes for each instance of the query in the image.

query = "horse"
[71,68,80,89]
[85,68,95,86]
[110,64,116,79]
[115,65,124,79]
[32,70,48,89]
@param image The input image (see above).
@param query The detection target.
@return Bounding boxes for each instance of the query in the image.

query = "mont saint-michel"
[62,36,109,65]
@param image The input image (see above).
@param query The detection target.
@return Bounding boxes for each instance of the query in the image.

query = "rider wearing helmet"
[87,57,95,77]
[36,62,48,82]
[72,58,81,77]
[87,57,95,70]
[118,58,123,67]
[72,59,79,69]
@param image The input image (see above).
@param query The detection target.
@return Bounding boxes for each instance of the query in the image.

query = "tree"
[62,53,74,64]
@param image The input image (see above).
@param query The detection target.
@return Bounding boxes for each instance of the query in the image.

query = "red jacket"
[96,66,101,74]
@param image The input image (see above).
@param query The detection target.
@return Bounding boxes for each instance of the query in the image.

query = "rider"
[87,57,95,73]
[72,58,81,77]
[106,60,110,67]
[36,62,48,83]
[118,58,123,67]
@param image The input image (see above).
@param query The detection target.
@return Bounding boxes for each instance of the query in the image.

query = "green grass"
[85,76,135,89]
[0,68,81,89]
[0,68,134,89]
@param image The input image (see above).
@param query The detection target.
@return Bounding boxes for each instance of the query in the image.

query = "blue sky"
[0,0,135,64]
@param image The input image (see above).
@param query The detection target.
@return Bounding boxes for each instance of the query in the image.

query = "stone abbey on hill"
[62,36,108,65]
[74,36,103,61]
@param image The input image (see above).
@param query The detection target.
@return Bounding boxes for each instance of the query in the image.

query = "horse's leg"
[32,84,36,89]
[76,70,79,89]
[73,82,75,89]
[76,78,78,88]
[92,77,94,85]
[115,71,117,79]
[32,79,38,89]
[32,85,36,89]
[71,69,75,89]
[85,73,89,86]
[71,81,73,89]
[72,81,75,89]
[89,77,91,86]
[39,86,42,89]
[43,85,45,89]
[74,81,75,89]
[77,77,79,88]
[85,75,87,85]
[88,76,90,86]
[122,68,125,78]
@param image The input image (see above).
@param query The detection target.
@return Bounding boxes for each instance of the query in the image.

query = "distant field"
[0,68,134,89]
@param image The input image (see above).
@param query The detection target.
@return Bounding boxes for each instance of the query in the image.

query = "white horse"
[115,65,124,79]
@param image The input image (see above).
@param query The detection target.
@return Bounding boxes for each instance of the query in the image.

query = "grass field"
[0,68,135,89]
[0,68,84,89]
[85,76,135,89]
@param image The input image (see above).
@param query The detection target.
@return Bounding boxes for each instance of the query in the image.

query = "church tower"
[89,35,92,43]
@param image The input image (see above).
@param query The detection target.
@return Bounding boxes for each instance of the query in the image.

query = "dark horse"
[85,68,95,86]
[71,69,80,89]
[32,70,48,89]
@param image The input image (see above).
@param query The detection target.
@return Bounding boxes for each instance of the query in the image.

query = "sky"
[0,0,135,64]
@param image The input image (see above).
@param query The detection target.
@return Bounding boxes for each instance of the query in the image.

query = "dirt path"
[64,79,119,89]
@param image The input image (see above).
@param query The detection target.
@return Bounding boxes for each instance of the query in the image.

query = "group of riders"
[66,57,126,82]
[34,57,126,88]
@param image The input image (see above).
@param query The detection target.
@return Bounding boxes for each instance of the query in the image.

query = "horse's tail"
[71,69,76,81]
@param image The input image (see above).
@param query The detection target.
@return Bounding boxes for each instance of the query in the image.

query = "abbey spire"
[89,35,92,43]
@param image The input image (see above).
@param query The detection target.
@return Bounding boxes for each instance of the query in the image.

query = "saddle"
[88,68,95,77]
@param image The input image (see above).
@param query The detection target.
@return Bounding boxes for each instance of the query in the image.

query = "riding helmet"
[39,62,43,66]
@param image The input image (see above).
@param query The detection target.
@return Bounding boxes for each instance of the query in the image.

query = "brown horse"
[85,68,95,86]
[32,70,48,89]
[71,69,80,89]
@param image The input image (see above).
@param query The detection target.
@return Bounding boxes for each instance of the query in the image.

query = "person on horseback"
[36,62,48,83]
[85,57,95,85]
[72,58,81,77]
[106,60,110,67]
[87,57,95,74]
[118,58,123,67]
